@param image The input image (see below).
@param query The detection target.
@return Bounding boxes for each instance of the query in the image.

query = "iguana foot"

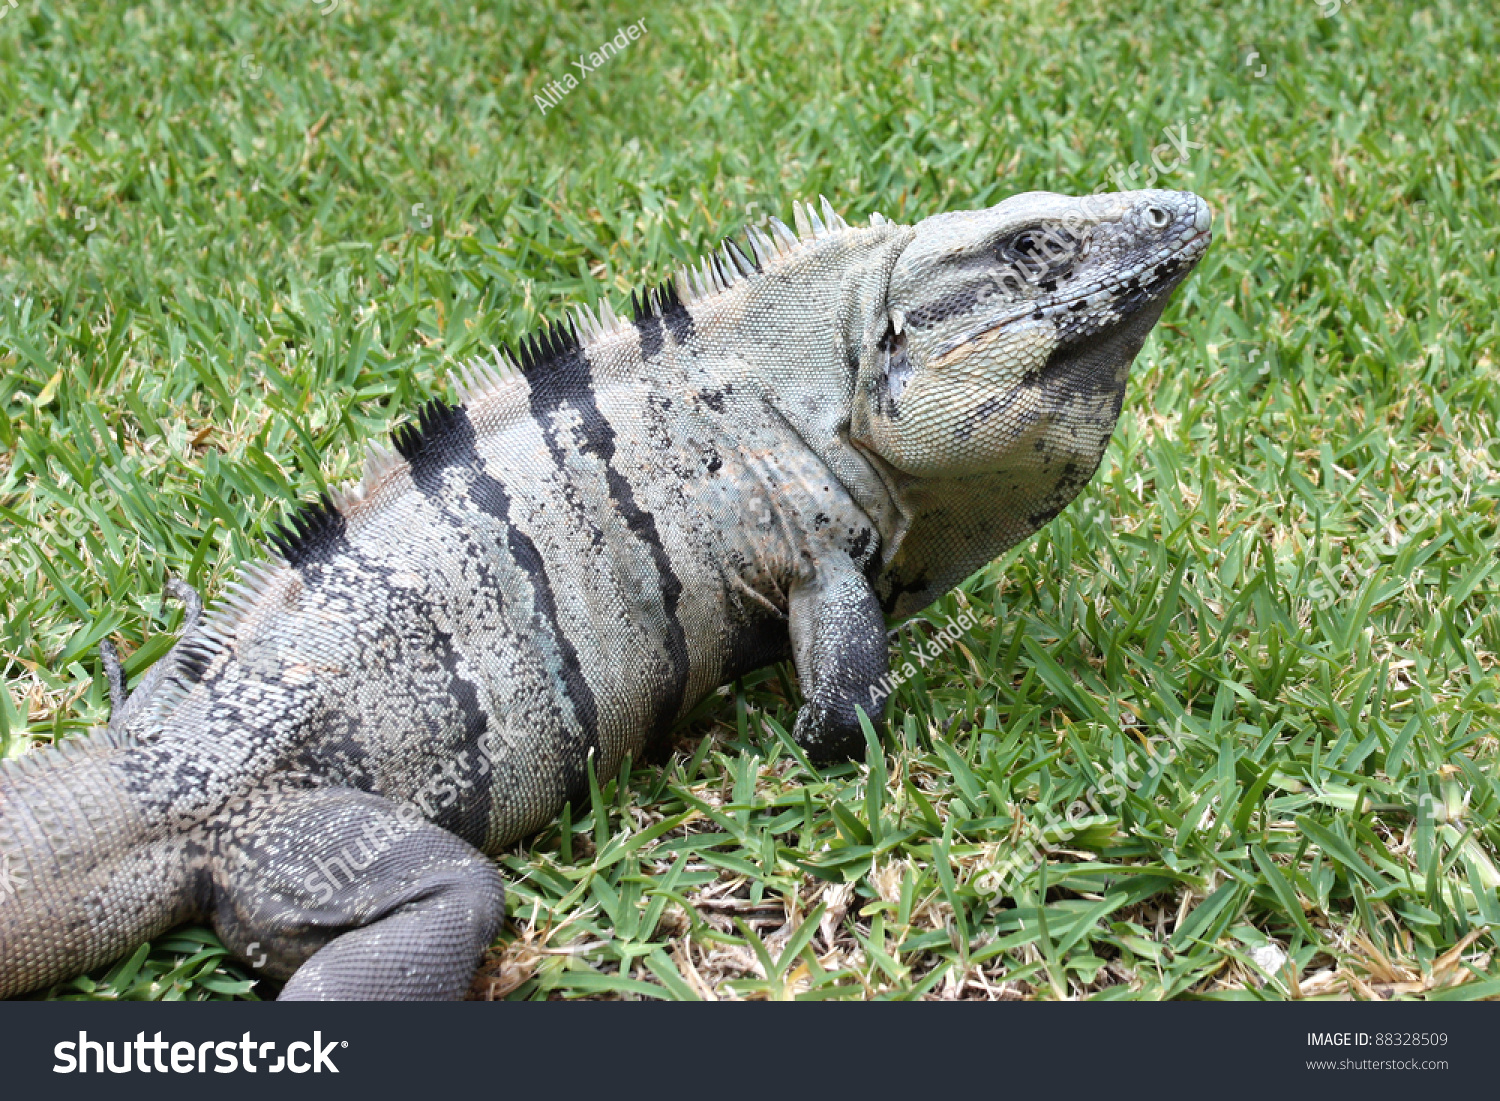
[101,576,205,730]
[788,553,889,762]
[209,786,505,1001]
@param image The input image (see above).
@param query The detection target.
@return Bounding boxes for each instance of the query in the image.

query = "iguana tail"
[0,736,203,998]
[4,579,506,1000]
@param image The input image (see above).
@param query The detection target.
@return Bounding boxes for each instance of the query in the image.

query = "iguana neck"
[678,221,920,575]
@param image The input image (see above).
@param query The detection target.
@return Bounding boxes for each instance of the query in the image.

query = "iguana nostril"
[1146,206,1170,228]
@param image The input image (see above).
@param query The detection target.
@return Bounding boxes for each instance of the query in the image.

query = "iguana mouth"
[931,228,1211,362]
[1034,227,1209,325]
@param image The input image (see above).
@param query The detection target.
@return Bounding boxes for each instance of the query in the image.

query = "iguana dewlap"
[0,190,1211,999]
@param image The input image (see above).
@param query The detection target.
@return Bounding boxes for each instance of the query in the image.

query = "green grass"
[3,0,1499,1000]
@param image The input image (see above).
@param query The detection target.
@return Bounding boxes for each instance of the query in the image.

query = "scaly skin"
[0,189,1210,999]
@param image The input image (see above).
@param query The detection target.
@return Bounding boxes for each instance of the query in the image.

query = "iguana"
[0,188,1211,1000]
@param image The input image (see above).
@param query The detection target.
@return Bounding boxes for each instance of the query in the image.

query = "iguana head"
[853,189,1211,482]
[845,189,1212,615]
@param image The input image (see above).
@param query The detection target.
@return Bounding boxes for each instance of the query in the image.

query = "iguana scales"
[0,189,1211,999]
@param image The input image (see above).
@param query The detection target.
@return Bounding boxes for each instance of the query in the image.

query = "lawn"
[2,0,1498,999]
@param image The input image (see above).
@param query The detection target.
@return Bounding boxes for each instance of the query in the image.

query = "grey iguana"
[0,188,1211,1000]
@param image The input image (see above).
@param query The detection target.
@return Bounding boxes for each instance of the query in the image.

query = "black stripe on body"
[631,288,665,360]
[627,280,696,360]
[392,399,474,492]
[493,507,600,805]
[658,281,696,346]
[269,494,349,568]
[524,336,692,746]
[390,398,600,810]
[389,583,492,843]
[172,639,214,686]
[279,568,494,846]
[142,493,350,737]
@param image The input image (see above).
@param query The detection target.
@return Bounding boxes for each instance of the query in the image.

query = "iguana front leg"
[788,553,889,762]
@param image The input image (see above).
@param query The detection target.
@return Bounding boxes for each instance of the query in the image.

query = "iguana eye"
[996,226,1077,283]
[998,227,1075,261]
